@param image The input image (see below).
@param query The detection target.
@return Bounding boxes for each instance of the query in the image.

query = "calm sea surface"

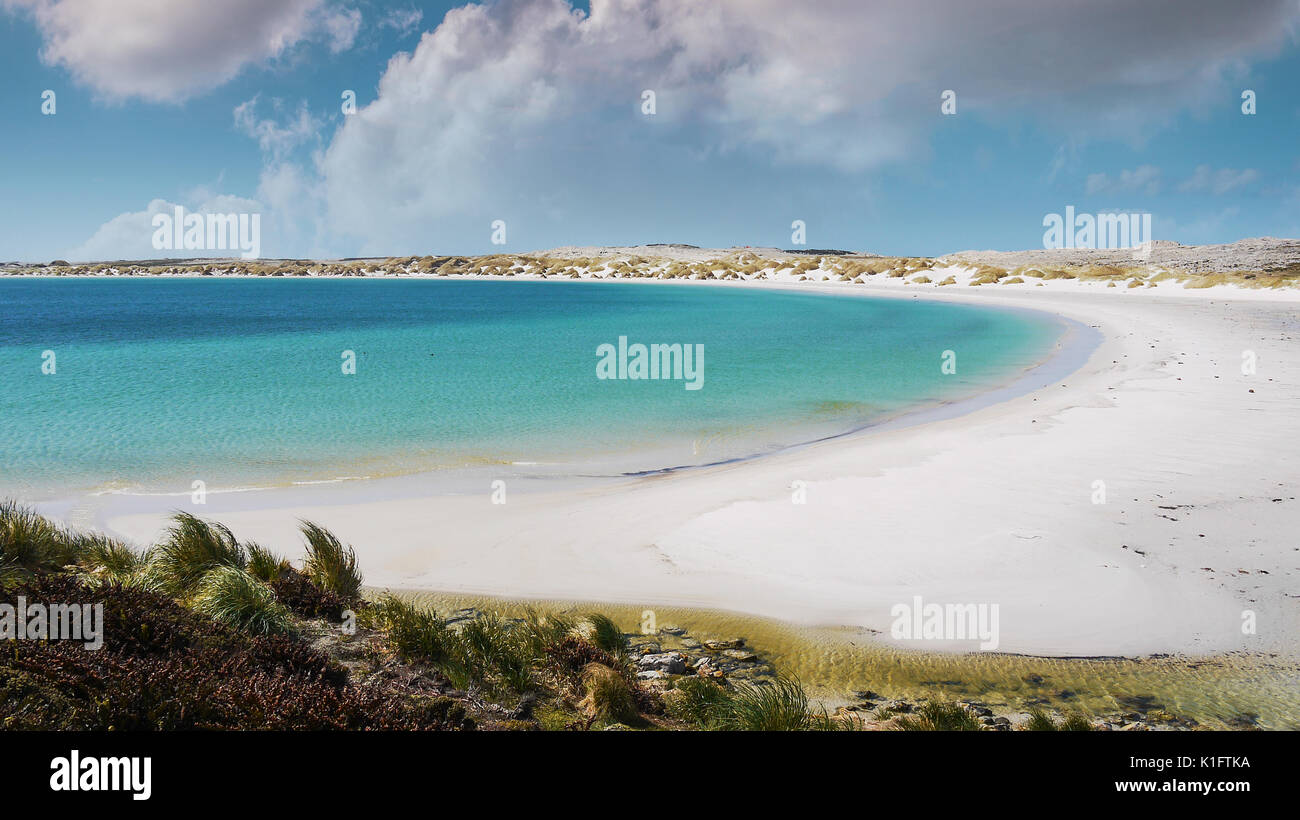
[0,278,1060,498]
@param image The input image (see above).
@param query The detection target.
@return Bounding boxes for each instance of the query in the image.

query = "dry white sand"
[82,273,1300,658]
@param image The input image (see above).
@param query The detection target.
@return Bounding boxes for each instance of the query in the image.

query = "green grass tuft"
[578,662,639,725]
[895,701,982,731]
[190,565,295,635]
[361,595,456,665]
[665,677,733,726]
[300,521,361,602]
[141,512,246,596]
[579,613,628,656]
[245,541,287,582]
[1027,707,1093,731]
[70,532,144,583]
[0,500,77,575]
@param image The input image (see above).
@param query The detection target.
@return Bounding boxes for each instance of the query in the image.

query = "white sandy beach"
[64,270,1300,658]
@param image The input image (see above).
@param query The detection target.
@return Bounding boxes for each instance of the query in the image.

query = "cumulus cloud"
[321,6,361,53]
[1179,165,1261,195]
[234,96,322,161]
[379,7,422,36]
[1085,165,1163,195]
[58,0,1300,258]
[2,0,361,102]
[70,95,325,262]
[309,0,1299,253]
[65,195,263,262]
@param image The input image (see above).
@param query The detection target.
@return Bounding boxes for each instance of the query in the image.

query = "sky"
[1,0,1298,263]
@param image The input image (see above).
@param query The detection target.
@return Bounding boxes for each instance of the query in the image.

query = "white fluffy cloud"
[321,6,361,53]
[1179,165,1261,195]
[3,0,349,102]
[379,7,422,36]
[234,96,322,161]
[66,195,263,262]
[314,0,1299,253]
[58,0,1300,258]
[1085,165,1163,195]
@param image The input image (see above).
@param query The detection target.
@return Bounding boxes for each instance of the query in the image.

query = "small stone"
[637,652,687,675]
[703,638,744,650]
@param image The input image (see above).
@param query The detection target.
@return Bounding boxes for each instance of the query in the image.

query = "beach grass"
[895,701,983,731]
[301,520,362,603]
[142,511,247,596]
[245,541,288,582]
[191,564,296,636]
[0,499,78,575]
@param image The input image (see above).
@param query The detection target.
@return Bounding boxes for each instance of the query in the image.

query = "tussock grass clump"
[578,662,639,724]
[362,594,456,665]
[574,613,628,656]
[522,609,575,653]
[364,600,540,695]
[455,612,536,695]
[0,500,77,575]
[245,542,288,582]
[1026,707,1093,731]
[71,533,143,584]
[301,521,361,603]
[668,675,827,731]
[895,700,982,731]
[712,676,820,731]
[665,676,733,726]
[141,512,246,596]
[191,565,296,636]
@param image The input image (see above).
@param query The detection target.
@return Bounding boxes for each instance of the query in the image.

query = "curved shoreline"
[30,275,1300,665]
[11,278,1077,502]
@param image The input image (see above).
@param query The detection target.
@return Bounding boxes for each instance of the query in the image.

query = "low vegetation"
[1026,707,1093,731]
[11,251,1300,293]
[0,502,844,731]
[894,701,983,731]
[0,500,1126,731]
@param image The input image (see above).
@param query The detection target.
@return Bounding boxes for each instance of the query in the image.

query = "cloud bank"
[48,0,1300,257]
[4,0,349,102]
[314,0,1300,253]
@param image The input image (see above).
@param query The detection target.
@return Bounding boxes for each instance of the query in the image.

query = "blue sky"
[1,0,1298,263]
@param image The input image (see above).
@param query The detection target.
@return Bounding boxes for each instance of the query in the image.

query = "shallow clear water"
[0,278,1060,497]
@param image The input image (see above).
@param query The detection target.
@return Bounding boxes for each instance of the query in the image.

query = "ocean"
[0,277,1061,499]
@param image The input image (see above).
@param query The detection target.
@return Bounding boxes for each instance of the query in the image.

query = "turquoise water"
[0,278,1060,497]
